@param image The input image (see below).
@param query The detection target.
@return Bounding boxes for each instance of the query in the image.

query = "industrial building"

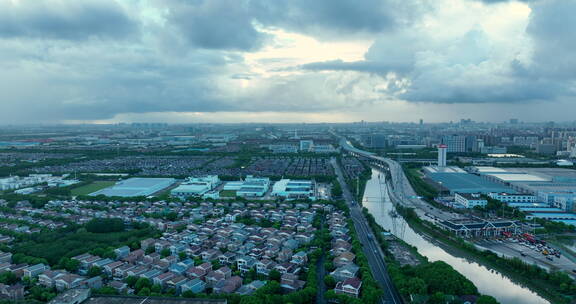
[471,167,576,213]
[171,176,220,199]
[487,192,537,203]
[223,176,270,197]
[423,166,512,194]
[91,178,176,197]
[0,174,77,191]
[272,179,316,200]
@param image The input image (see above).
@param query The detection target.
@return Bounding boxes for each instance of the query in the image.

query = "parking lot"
[476,238,576,276]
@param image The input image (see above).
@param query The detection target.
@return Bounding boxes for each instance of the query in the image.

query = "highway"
[331,158,403,304]
[340,138,455,223]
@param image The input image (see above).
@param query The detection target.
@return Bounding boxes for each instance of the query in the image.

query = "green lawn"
[71,181,116,196]
[220,190,237,197]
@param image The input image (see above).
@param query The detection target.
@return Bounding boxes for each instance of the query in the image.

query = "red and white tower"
[438,144,447,167]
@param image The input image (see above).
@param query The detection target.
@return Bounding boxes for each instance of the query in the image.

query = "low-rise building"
[455,193,487,208]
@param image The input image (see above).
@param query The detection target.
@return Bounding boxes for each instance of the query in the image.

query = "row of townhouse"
[0,211,68,230]
[327,211,362,298]
[0,252,104,294]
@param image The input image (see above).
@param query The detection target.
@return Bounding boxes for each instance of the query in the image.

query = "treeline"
[8,221,157,265]
[85,218,125,233]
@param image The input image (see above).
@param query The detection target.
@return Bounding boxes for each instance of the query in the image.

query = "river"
[362,168,549,304]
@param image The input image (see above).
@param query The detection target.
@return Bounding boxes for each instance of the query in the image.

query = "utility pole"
[356,176,360,204]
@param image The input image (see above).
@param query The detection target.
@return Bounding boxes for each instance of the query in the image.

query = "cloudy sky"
[0,0,574,124]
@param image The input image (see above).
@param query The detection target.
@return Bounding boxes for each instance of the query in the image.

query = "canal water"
[362,168,549,304]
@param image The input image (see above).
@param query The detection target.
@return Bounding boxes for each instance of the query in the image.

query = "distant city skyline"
[0,0,575,124]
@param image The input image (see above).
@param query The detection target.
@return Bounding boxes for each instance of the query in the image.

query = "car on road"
[520,252,526,257]
[546,256,553,261]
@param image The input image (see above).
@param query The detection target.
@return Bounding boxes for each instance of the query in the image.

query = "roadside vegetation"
[396,205,576,304]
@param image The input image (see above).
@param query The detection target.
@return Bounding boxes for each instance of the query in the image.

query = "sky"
[0,0,574,124]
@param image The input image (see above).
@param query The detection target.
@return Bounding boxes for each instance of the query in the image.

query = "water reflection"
[362,169,549,304]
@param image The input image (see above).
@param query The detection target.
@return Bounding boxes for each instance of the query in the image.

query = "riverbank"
[395,205,574,304]
[360,207,500,303]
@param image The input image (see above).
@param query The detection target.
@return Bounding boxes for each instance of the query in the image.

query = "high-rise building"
[438,144,447,167]
[441,135,466,153]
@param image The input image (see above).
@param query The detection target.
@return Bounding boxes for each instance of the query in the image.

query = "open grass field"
[71,181,116,196]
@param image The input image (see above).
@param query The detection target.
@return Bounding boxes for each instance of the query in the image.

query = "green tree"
[428,292,446,304]
[160,248,171,258]
[405,277,427,295]
[137,287,151,296]
[87,266,102,278]
[145,246,155,254]
[324,275,336,289]
[0,272,17,285]
[477,295,500,304]
[85,218,125,233]
[125,276,138,287]
[239,296,264,304]
[59,257,80,272]
[151,284,162,293]
[135,277,152,291]
[269,269,281,282]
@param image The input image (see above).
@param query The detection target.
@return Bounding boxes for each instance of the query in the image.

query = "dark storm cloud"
[162,0,269,51]
[250,0,400,37]
[0,0,136,40]
[300,0,576,104]
[0,0,574,123]
[161,0,406,51]
[524,0,576,78]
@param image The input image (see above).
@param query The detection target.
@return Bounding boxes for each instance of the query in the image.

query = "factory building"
[223,176,270,197]
[488,193,537,204]
[423,166,512,194]
[91,178,176,197]
[171,176,220,199]
[272,179,316,200]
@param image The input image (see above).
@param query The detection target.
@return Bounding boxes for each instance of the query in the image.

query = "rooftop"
[426,172,512,194]
[90,178,175,197]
